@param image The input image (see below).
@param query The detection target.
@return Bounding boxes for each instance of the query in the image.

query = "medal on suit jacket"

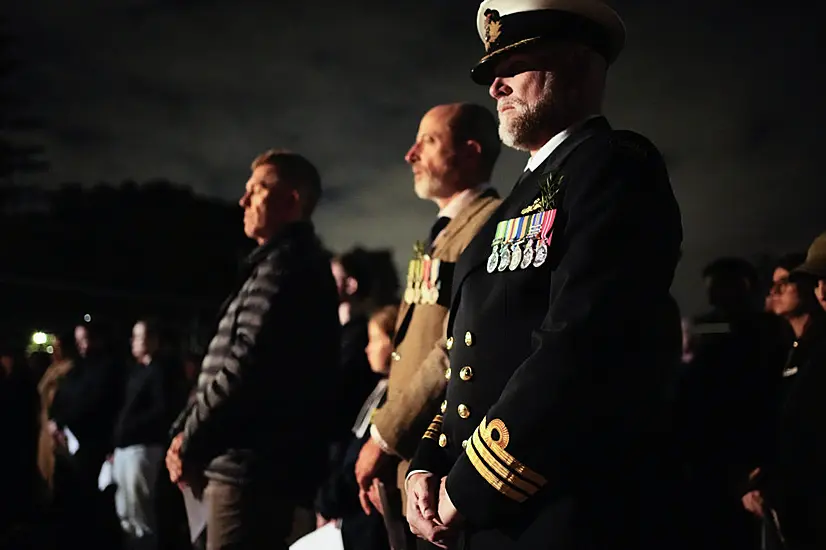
[487,220,507,273]
[497,215,527,271]
[533,209,557,267]
[405,242,445,305]
[507,215,528,271]
[520,212,543,269]
[421,254,442,305]
[486,209,558,273]
[404,242,425,304]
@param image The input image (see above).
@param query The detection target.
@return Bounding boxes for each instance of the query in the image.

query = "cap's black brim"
[470,37,544,85]
[793,262,826,279]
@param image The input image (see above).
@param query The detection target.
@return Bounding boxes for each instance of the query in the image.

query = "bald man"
[353,103,502,546]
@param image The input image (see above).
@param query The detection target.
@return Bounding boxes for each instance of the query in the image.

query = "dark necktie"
[511,168,533,192]
[426,216,451,252]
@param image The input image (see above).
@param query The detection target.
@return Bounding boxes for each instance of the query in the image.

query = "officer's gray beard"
[498,88,560,152]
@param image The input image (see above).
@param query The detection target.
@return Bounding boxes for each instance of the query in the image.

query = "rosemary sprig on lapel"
[538,172,565,210]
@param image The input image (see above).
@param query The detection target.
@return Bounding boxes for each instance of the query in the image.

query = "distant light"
[32,332,48,345]
[46,345,54,354]
[84,314,92,322]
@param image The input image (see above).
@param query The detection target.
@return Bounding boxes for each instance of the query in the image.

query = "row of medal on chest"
[403,252,442,305]
[487,209,556,273]
[487,235,550,273]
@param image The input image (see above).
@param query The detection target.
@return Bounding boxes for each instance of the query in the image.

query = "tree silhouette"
[0,181,254,353]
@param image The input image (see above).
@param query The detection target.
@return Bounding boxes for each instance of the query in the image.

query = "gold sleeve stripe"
[423,415,444,440]
[465,436,528,502]
[423,427,441,439]
[470,430,541,495]
[479,417,547,486]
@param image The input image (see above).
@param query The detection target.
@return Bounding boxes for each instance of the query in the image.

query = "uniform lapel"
[430,188,500,254]
[393,300,414,347]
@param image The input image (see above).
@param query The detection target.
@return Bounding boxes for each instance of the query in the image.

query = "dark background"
[2,0,824,344]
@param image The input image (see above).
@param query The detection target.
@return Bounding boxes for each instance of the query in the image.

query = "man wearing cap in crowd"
[405,0,687,548]
[797,231,826,311]
[741,231,826,550]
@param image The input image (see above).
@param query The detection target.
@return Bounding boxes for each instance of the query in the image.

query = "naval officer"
[405,0,686,548]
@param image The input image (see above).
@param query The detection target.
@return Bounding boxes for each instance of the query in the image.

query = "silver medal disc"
[520,240,534,269]
[508,242,522,271]
[497,245,511,272]
[486,245,499,273]
[533,241,548,267]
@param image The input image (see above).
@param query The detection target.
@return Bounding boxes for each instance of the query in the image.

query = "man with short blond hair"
[167,149,339,550]
[250,149,322,218]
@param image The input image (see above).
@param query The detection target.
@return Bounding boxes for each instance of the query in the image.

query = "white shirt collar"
[524,115,602,173]
[437,183,491,219]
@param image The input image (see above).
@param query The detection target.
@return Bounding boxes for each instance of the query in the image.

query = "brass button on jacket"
[457,404,470,419]
[446,337,454,350]
[464,331,474,346]
[445,367,452,380]
[440,400,447,413]
[439,434,448,447]
[459,366,473,381]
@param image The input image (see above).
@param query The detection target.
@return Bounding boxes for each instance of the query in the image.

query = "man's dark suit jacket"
[410,117,686,549]
[760,316,826,548]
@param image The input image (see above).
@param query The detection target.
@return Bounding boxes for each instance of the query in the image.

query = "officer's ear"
[459,139,484,171]
[344,276,359,297]
[463,139,482,158]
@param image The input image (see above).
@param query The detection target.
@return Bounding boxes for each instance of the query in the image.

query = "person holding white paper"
[111,318,182,549]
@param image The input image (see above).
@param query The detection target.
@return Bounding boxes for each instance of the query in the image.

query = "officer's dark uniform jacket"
[409,117,686,549]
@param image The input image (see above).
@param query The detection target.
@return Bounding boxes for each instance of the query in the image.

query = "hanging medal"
[486,245,499,273]
[533,241,548,267]
[411,242,425,303]
[412,259,422,303]
[533,209,557,267]
[520,240,534,269]
[404,250,417,303]
[497,217,517,272]
[428,258,441,304]
[508,216,527,271]
[487,220,507,273]
[508,242,522,271]
[421,255,433,304]
[520,211,542,269]
[497,243,511,272]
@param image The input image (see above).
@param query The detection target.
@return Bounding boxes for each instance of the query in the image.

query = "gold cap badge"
[483,9,502,52]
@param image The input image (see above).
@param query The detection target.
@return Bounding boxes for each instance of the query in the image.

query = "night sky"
[5,0,825,315]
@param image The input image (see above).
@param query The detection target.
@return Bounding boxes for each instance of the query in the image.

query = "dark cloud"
[3,0,825,315]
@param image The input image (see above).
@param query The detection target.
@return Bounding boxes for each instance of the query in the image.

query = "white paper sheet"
[63,427,80,455]
[289,523,344,550]
[97,460,114,491]
[181,485,208,543]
